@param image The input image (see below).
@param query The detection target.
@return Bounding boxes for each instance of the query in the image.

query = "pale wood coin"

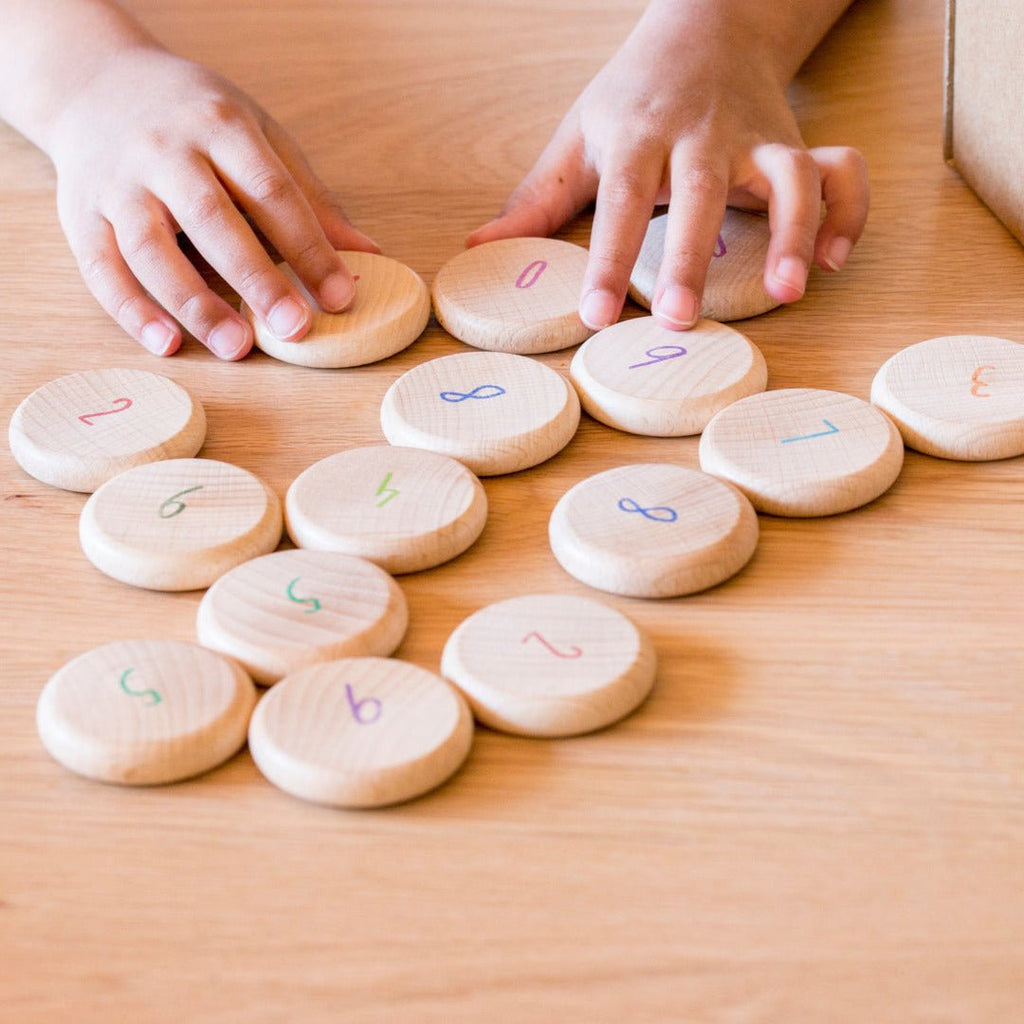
[243,251,430,368]
[629,209,781,321]
[432,237,592,353]
[36,639,257,786]
[285,445,487,573]
[80,458,283,591]
[440,593,657,737]
[197,550,409,686]
[870,334,1024,460]
[248,657,474,808]
[699,388,905,517]
[548,463,759,598]
[8,368,206,492]
[569,316,768,436]
[380,350,581,475]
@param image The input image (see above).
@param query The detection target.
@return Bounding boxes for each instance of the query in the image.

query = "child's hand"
[468,1,868,331]
[47,46,377,359]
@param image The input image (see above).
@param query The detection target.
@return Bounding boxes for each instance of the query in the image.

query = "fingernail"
[653,284,699,328]
[823,236,852,272]
[267,296,310,340]
[772,256,808,296]
[579,289,620,331]
[319,272,355,312]
[208,319,251,360]
[140,320,177,356]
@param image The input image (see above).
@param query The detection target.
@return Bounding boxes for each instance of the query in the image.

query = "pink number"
[522,631,583,659]
[78,397,133,425]
[515,260,548,289]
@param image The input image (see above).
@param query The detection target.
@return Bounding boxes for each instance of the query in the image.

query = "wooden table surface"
[2,1,1022,1019]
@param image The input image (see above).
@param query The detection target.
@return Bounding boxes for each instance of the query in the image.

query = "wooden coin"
[36,639,256,786]
[380,350,580,475]
[432,237,592,353]
[699,388,905,516]
[8,368,206,492]
[285,445,487,573]
[79,458,283,591]
[197,550,409,686]
[440,593,657,737]
[248,657,474,808]
[569,316,767,436]
[243,251,430,368]
[548,463,759,598]
[629,208,781,321]
[870,334,1024,460]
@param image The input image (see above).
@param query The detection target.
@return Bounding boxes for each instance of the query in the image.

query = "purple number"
[515,260,548,289]
[345,683,382,725]
[713,234,727,258]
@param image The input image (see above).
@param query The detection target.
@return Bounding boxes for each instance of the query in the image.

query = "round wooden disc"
[285,445,487,573]
[548,463,759,598]
[36,639,256,786]
[569,316,767,436]
[440,593,657,737]
[699,388,905,517]
[870,334,1024,461]
[432,237,592,353]
[8,368,206,493]
[79,458,283,591]
[243,251,430,368]
[196,550,409,685]
[380,351,581,475]
[248,657,474,808]
[629,209,781,321]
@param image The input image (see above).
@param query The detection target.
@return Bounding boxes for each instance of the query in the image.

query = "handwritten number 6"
[159,485,204,519]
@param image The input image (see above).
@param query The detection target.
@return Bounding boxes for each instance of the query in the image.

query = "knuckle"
[182,186,229,227]
[676,163,727,201]
[601,169,654,208]
[244,166,294,206]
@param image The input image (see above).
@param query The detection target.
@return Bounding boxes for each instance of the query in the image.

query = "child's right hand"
[46,45,377,359]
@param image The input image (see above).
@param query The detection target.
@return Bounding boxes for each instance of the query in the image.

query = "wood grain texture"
[2,1,1024,1020]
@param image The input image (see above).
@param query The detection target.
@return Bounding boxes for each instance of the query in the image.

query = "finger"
[651,151,730,329]
[69,216,183,357]
[752,143,822,303]
[265,118,381,255]
[112,195,254,360]
[809,146,869,272]
[466,124,595,246]
[579,148,664,330]
[209,125,357,315]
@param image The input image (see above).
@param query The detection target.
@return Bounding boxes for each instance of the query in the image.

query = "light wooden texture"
[196,549,409,685]
[8,367,206,492]
[870,334,1024,459]
[36,638,256,785]
[432,237,592,353]
[569,316,767,435]
[629,208,780,320]
[440,593,657,736]
[243,250,430,367]
[3,2,1024,1020]
[380,350,581,474]
[248,657,474,808]
[549,463,759,597]
[285,444,488,572]
[699,388,906,517]
[79,457,283,590]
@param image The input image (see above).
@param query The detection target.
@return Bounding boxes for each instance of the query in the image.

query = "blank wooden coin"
[243,251,430,368]
[870,334,1024,460]
[432,237,592,353]
[197,549,409,685]
[569,316,767,436]
[549,463,759,598]
[80,458,283,590]
[248,657,474,808]
[380,351,580,475]
[699,388,905,517]
[629,209,780,321]
[441,593,657,737]
[36,639,256,786]
[8,368,206,492]
[285,445,487,573]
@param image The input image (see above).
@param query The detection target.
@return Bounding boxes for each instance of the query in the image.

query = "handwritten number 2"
[78,397,133,425]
